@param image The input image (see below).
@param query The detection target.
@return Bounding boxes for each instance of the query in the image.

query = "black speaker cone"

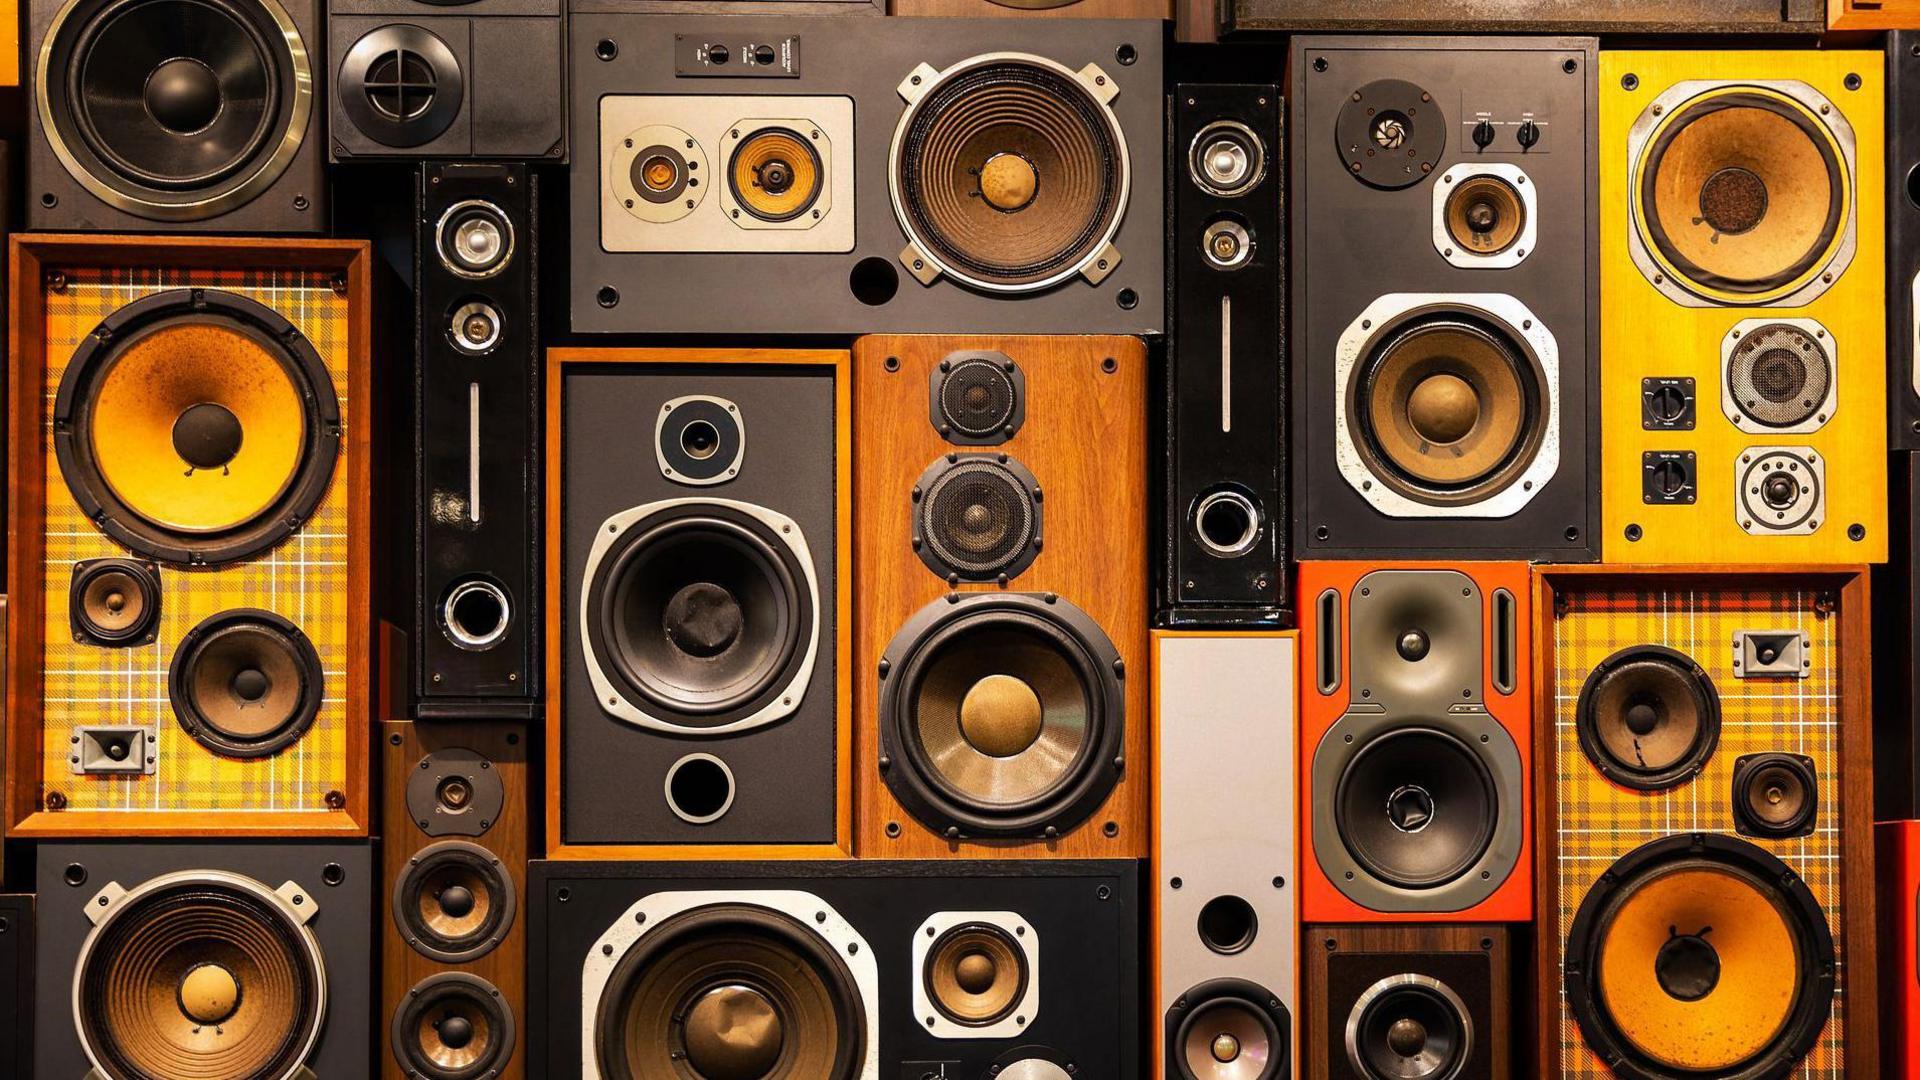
[932,354,1023,444]
[1167,979,1289,1080]
[1334,728,1497,890]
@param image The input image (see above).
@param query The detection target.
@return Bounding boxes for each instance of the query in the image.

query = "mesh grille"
[921,460,1034,577]
[938,359,1017,438]
[1728,324,1829,428]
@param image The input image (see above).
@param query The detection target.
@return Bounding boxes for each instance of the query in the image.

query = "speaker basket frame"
[910,910,1040,1040]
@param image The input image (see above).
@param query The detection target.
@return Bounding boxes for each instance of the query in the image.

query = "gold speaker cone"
[416,1000,498,1074]
[1181,1000,1276,1080]
[1444,175,1525,254]
[81,567,149,634]
[87,320,308,534]
[415,864,494,945]
[682,985,784,1079]
[912,628,1089,807]
[927,925,1026,1027]
[1596,863,1801,1072]
[729,128,822,222]
[185,624,306,741]
[1360,317,1536,493]
[959,674,1044,758]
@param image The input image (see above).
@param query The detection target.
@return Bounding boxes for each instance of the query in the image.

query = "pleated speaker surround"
[525,859,1142,1079]
[1303,924,1510,1080]
[382,720,526,1079]
[854,335,1147,858]
[1153,631,1297,1080]
[33,840,373,1080]
[1535,566,1878,1079]
[548,348,851,857]
[1298,561,1532,924]
[1600,51,1887,563]
[5,235,374,838]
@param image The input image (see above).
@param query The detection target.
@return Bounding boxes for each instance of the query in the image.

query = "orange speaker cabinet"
[1830,0,1920,27]
[853,334,1148,858]
[5,235,377,838]
[1297,561,1532,923]
[1881,819,1920,1079]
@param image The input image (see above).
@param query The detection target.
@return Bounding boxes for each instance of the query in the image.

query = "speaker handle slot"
[1317,588,1342,695]
[1492,588,1517,696]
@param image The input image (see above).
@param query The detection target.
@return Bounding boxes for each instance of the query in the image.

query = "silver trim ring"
[435,199,516,280]
[1192,489,1261,557]
[442,578,511,651]
[1344,973,1474,1080]
[1188,119,1267,198]
[449,301,504,355]
[1719,317,1837,435]
[37,0,314,221]
[663,752,737,825]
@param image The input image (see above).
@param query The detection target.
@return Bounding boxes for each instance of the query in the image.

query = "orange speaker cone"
[729,128,823,222]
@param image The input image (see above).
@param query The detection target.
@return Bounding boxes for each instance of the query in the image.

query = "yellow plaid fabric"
[1549,582,1846,1078]
[38,266,351,815]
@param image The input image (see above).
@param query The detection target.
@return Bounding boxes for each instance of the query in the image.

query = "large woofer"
[74,871,325,1080]
[53,288,340,566]
[594,905,866,1080]
[1167,979,1288,1080]
[892,54,1128,292]
[391,840,516,964]
[1344,974,1472,1080]
[391,973,515,1080]
[1564,834,1836,1079]
[1334,728,1497,891]
[168,609,323,759]
[1631,84,1852,305]
[36,0,312,220]
[878,592,1124,839]
[582,500,818,732]
[912,453,1043,583]
[922,923,1029,1028]
[1575,645,1721,792]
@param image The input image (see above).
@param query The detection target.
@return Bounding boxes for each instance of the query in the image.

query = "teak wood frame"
[543,347,855,861]
[1530,563,1880,1077]
[4,234,375,838]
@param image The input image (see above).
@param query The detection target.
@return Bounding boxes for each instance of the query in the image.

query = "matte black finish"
[33,842,374,1079]
[415,164,542,718]
[560,363,838,846]
[526,859,1141,1079]
[566,16,1164,335]
[329,0,566,160]
[1290,37,1599,561]
[1891,34,1920,451]
[1164,82,1288,625]
[0,896,30,1080]
[1227,0,1823,34]
[1876,451,1920,819]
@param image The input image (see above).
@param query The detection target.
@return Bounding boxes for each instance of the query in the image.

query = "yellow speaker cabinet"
[1599,51,1887,564]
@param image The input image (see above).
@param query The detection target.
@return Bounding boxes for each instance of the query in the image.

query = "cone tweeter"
[1575,645,1721,791]
[1564,834,1836,1079]
[74,871,326,1080]
[392,840,516,964]
[168,608,324,759]
[878,592,1124,839]
[912,453,1044,582]
[69,558,162,647]
[392,973,515,1080]
[53,288,341,566]
[1629,83,1854,306]
[1345,974,1472,1080]
[1168,980,1288,1080]
[1731,752,1818,839]
[1721,319,1835,432]
[913,913,1038,1037]
[930,352,1025,446]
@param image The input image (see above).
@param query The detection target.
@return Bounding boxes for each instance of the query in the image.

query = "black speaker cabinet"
[26,0,329,231]
[527,859,1141,1080]
[1226,0,1823,33]
[1880,451,1920,820]
[547,349,850,857]
[33,841,373,1079]
[1303,925,1509,1080]
[415,163,542,719]
[328,0,565,161]
[1164,82,1287,625]
[1290,37,1598,562]
[565,16,1164,336]
[0,895,30,1079]
[1892,34,1920,451]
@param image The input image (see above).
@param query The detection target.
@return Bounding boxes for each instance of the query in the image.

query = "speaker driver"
[1443,175,1526,256]
[1334,727,1498,890]
[1170,981,1287,1080]
[1724,321,1833,430]
[594,904,866,1080]
[893,55,1127,292]
[36,0,313,220]
[931,353,1024,445]
[168,608,323,759]
[1565,834,1836,1078]
[435,199,514,279]
[1731,752,1818,839]
[1632,86,1850,304]
[75,871,325,1080]
[728,127,825,223]
[913,453,1043,583]
[69,557,162,646]
[391,973,515,1080]
[1575,645,1721,791]
[392,840,516,964]
[1189,119,1266,198]
[1344,974,1472,1080]
[924,924,1029,1028]
[53,288,341,566]
[878,592,1124,839]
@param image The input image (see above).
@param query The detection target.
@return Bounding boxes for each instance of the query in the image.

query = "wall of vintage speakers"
[567,16,1164,335]
[1536,566,1878,1079]
[1227,0,1827,32]
[4,236,374,838]
[1289,36,1600,561]
[547,348,851,857]
[525,859,1141,1078]
[854,335,1147,858]
[1599,50,1888,563]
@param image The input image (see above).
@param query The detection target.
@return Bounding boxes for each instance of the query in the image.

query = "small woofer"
[931,352,1024,445]
[924,923,1029,1027]
[169,608,323,758]
[393,972,515,1080]
[913,453,1043,582]
[728,127,825,222]
[442,578,511,651]
[1731,752,1818,839]
[1197,895,1258,956]
[1334,728,1497,890]
[70,557,162,646]
[1169,979,1289,1080]
[1444,175,1526,255]
[394,840,516,964]
[1725,322,1831,430]
[1345,974,1472,1080]
[1575,645,1721,791]
[665,753,736,825]
[436,199,514,279]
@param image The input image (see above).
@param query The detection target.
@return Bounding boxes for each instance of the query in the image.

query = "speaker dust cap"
[53,288,341,567]
[1627,80,1856,308]
[168,608,325,760]
[1564,833,1837,1080]
[878,591,1125,840]
[1166,978,1289,1080]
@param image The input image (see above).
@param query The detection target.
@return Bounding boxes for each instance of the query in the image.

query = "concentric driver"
[392,840,516,964]
[1345,974,1472,1080]
[1334,727,1498,891]
[1565,834,1836,1079]
[75,871,325,1080]
[1575,645,1721,791]
[728,127,824,223]
[923,923,1029,1028]
[878,592,1124,839]
[168,608,323,760]
[1169,980,1288,1080]
[53,288,341,566]
[392,972,515,1080]
[893,54,1127,291]
[594,905,865,1080]
[37,0,313,220]
[912,453,1043,582]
